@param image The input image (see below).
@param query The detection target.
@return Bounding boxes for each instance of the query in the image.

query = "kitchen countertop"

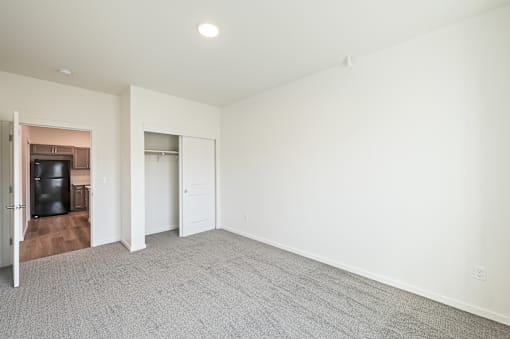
[72,183,90,188]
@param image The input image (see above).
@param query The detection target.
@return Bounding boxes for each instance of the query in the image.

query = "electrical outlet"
[474,265,487,281]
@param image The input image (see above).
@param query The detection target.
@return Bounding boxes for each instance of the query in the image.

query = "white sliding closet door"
[180,136,215,237]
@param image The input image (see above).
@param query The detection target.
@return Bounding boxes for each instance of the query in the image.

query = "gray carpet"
[0,230,508,338]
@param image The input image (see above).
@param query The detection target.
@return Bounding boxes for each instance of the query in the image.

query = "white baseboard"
[120,239,131,251]
[130,244,146,252]
[220,225,510,326]
[120,239,145,252]
[145,225,177,236]
[22,221,29,241]
[92,236,121,248]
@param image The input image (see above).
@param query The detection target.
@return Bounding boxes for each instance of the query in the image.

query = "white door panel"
[181,137,215,237]
[9,112,21,287]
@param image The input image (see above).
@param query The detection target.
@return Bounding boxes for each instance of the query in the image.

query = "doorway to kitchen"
[20,125,92,261]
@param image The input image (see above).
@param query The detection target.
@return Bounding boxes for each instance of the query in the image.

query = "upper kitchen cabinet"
[31,144,55,155]
[54,145,74,155]
[31,144,74,155]
[31,144,90,169]
[73,147,90,169]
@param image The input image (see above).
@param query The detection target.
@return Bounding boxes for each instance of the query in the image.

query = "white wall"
[0,71,121,247]
[221,6,510,325]
[24,125,90,147]
[144,155,179,235]
[144,132,179,151]
[122,86,220,251]
[119,87,132,247]
[20,126,30,238]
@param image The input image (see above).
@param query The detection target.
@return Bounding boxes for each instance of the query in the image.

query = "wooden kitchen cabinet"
[31,144,74,155]
[30,144,55,155]
[85,187,89,210]
[73,148,90,169]
[54,145,74,155]
[72,185,86,210]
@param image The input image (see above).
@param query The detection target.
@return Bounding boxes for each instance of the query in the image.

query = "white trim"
[93,236,120,248]
[22,220,29,240]
[23,137,31,237]
[178,136,183,237]
[120,239,131,251]
[145,225,177,236]
[130,244,146,252]
[214,139,219,230]
[220,225,510,327]
[12,111,20,287]
[120,239,146,253]
[18,117,96,247]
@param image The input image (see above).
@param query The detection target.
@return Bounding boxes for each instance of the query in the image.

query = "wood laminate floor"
[20,211,90,262]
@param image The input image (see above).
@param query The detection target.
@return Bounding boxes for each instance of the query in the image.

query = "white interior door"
[7,111,22,287]
[180,136,215,237]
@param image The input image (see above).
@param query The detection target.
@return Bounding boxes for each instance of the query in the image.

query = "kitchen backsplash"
[71,169,90,185]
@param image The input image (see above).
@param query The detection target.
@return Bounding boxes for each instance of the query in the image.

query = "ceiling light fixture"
[57,68,72,76]
[197,23,219,38]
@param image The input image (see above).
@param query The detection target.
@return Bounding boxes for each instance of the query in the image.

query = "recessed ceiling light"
[197,23,219,38]
[57,68,72,76]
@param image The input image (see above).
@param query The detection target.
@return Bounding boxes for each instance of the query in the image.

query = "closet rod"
[144,150,179,155]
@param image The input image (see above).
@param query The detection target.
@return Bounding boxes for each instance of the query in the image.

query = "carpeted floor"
[0,230,508,338]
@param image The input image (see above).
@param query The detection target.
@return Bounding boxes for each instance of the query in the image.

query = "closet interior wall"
[144,132,179,236]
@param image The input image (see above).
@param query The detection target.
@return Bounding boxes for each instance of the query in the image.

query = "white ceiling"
[0,0,508,106]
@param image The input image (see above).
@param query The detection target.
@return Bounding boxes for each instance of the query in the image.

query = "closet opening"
[144,132,180,239]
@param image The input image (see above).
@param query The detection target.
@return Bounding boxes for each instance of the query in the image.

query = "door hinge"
[9,134,13,142]
[9,185,13,194]
[9,238,13,246]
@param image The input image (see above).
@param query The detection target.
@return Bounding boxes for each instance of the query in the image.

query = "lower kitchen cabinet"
[72,185,87,210]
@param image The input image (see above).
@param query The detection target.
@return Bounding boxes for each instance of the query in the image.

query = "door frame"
[17,117,96,247]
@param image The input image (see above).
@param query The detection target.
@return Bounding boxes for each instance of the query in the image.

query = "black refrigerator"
[31,159,70,218]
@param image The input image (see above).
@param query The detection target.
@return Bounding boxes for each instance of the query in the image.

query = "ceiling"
[0,0,508,106]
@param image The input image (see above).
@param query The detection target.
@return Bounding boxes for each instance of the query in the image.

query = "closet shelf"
[144,149,179,155]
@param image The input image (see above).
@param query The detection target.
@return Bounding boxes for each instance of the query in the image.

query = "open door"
[180,136,215,237]
[7,111,22,287]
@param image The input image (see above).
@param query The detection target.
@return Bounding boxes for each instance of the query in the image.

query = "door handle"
[34,177,40,181]
[5,205,25,210]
